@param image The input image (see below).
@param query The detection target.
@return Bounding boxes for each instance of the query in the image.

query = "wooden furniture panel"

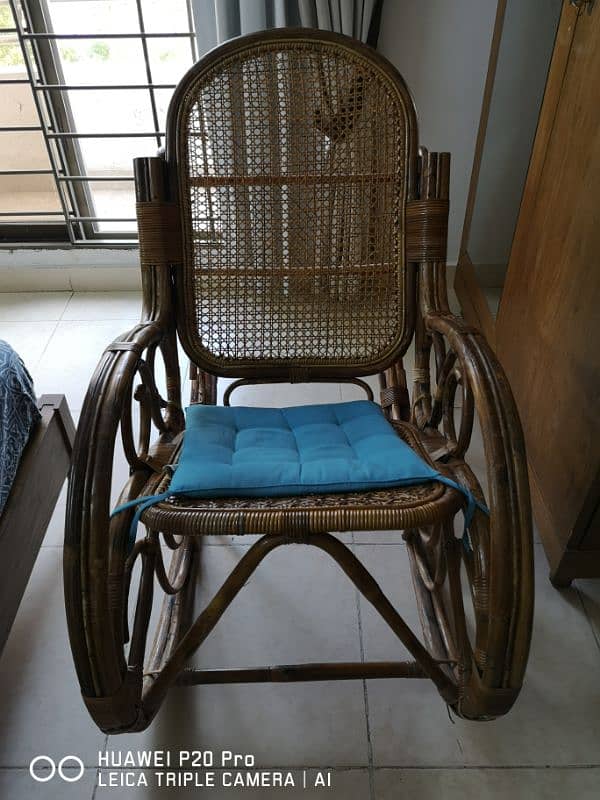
[496,1,600,586]
[0,395,74,653]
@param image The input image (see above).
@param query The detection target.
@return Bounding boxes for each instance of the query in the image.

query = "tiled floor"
[0,291,599,799]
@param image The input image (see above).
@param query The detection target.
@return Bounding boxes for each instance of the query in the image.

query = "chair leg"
[132,532,460,730]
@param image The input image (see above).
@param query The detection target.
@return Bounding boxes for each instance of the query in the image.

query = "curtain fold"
[192,1,383,51]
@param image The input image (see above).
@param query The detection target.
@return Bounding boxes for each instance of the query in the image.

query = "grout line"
[33,318,61,371]
[57,316,140,322]
[59,290,75,320]
[353,541,376,800]
[91,734,109,800]
[3,763,599,772]
[367,764,600,771]
[351,540,406,546]
[90,767,101,800]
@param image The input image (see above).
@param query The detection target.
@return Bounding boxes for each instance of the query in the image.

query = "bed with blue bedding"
[0,339,74,654]
[0,340,41,515]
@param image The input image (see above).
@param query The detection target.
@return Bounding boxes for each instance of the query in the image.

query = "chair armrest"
[65,319,183,703]
[421,311,534,717]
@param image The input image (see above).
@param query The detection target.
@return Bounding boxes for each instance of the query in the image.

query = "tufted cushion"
[169,400,442,498]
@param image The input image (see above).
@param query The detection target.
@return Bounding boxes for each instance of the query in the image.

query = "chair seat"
[139,420,464,537]
[168,400,449,498]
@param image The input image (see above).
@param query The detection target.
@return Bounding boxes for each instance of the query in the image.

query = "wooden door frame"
[454,0,507,347]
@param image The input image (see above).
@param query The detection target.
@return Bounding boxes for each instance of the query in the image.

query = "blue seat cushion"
[113,400,488,549]
[169,400,442,497]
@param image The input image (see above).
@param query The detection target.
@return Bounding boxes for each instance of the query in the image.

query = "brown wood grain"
[497,3,600,584]
[0,395,74,654]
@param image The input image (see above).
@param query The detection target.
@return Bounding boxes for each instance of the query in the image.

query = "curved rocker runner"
[64,28,534,734]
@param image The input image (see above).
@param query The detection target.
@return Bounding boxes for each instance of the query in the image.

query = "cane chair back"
[166,29,418,379]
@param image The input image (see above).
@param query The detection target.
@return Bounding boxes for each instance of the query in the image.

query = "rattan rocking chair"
[64,29,534,734]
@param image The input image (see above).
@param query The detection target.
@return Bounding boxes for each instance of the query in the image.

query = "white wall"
[468,0,561,268]
[377,0,498,262]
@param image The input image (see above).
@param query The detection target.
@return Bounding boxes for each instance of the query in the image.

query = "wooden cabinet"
[495,1,600,585]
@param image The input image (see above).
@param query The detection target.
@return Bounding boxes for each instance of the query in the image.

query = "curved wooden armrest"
[421,311,534,718]
[65,319,183,708]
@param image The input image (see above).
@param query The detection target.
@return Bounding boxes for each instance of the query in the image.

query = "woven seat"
[141,482,461,538]
[139,421,464,537]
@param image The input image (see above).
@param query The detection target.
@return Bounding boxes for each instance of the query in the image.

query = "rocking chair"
[64,29,534,734]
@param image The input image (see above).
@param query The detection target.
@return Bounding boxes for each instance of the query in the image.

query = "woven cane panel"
[177,37,411,374]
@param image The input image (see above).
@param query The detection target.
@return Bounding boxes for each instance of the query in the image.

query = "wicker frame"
[166,28,418,379]
[64,30,533,734]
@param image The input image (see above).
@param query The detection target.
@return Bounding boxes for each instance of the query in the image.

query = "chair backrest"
[166,28,419,379]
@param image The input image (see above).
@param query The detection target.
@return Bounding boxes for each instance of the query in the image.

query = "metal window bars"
[0,0,197,246]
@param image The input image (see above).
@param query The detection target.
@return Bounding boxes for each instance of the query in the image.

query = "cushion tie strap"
[434,475,489,551]
[111,491,173,550]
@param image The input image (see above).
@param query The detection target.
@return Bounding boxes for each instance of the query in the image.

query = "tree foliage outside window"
[0,5,23,67]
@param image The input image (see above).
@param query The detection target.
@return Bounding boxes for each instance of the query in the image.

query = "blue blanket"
[0,341,40,515]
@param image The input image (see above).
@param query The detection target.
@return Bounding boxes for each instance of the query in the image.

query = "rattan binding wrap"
[406,199,449,262]
[170,31,418,378]
[136,202,183,267]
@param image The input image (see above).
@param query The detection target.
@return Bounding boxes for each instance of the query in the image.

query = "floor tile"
[0,767,96,799]
[111,542,369,767]
[0,292,71,321]
[374,767,600,799]
[94,767,370,798]
[192,543,363,666]
[456,545,600,766]
[2,290,597,785]
[0,549,106,767]
[42,483,67,547]
[62,291,142,321]
[352,530,405,545]
[357,543,464,766]
[32,319,140,411]
[0,321,57,370]
[361,542,600,766]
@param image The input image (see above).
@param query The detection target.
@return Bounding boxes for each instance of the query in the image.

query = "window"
[0,0,197,245]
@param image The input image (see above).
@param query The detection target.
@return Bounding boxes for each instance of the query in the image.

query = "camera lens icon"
[29,755,85,783]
